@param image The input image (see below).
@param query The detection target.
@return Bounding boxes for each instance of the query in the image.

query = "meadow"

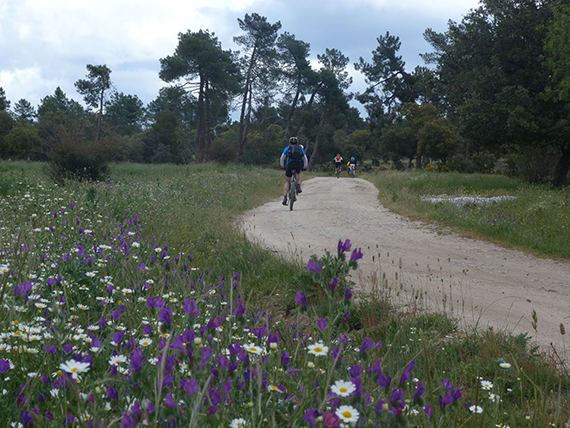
[0,161,568,427]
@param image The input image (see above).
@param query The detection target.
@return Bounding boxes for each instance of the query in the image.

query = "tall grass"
[0,161,567,427]
[370,170,570,258]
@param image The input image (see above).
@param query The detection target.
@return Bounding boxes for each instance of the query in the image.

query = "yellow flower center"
[340,387,347,393]
[342,411,353,418]
[314,347,323,352]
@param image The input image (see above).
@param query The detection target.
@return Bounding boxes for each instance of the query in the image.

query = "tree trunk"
[96,89,104,142]
[308,136,319,172]
[553,142,570,187]
[195,76,206,163]
[205,80,211,156]
[236,46,257,164]
[308,112,325,171]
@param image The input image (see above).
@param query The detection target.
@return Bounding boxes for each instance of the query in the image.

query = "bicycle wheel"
[289,178,297,211]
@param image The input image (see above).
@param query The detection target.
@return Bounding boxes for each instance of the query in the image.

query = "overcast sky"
[0,0,481,115]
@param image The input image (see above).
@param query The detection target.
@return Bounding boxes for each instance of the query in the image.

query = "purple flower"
[399,361,416,384]
[281,351,291,366]
[316,318,328,332]
[303,408,320,427]
[181,378,199,396]
[295,291,307,307]
[113,331,125,345]
[390,387,404,404]
[306,258,322,273]
[0,360,11,373]
[234,299,245,317]
[77,246,86,257]
[342,310,350,324]
[183,299,199,317]
[337,239,352,254]
[413,381,426,401]
[165,393,177,409]
[106,386,119,400]
[45,345,57,354]
[328,277,339,290]
[112,309,121,320]
[424,404,433,419]
[159,306,172,326]
[344,288,353,301]
[349,364,363,378]
[350,247,363,262]
[21,410,34,426]
[130,348,143,372]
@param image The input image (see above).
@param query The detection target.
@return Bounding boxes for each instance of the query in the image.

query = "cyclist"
[333,154,343,177]
[348,157,356,176]
[280,136,308,206]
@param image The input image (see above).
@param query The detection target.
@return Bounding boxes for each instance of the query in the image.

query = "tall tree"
[277,32,318,137]
[105,92,145,136]
[160,29,240,162]
[0,87,9,111]
[423,0,555,167]
[234,13,281,163]
[75,64,113,141]
[38,87,83,119]
[355,32,420,117]
[544,1,570,186]
[306,49,352,170]
[13,99,36,125]
[147,86,197,127]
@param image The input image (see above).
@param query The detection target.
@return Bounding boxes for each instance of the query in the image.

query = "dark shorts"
[335,162,342,168]
[285,161,303,178]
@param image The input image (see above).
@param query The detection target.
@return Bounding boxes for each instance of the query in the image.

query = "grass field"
[0,161,567,427]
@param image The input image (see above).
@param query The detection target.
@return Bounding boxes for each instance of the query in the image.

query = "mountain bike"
[288,171,298,211]
[335,165,341,178]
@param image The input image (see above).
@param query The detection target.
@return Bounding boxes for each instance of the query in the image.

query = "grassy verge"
[369,169,570,259]
[0,161,567,427]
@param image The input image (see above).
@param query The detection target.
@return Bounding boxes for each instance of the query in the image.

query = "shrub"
[46,139,110,183]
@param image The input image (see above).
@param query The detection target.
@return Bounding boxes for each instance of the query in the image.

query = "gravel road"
[240,176,570,353]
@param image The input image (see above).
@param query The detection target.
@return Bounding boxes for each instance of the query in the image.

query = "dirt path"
[240,177,570,353]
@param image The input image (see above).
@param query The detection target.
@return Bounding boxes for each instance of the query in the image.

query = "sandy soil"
[239,177,570,353]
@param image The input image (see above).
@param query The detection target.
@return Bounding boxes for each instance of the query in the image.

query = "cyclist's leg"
[283,176,291,196]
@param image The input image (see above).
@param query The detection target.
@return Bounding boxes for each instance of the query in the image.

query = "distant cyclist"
[280,137,308,206]
[348,157,356,176]
[333,154,343,177]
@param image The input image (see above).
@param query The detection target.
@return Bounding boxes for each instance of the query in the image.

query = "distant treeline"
[1,0,569,185]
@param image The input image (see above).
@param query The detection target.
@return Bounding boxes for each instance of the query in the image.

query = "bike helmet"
[289,137,299,144]
[351,157,355,162]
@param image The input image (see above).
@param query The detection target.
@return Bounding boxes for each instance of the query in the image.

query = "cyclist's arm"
[280,147,288,168]
[302,153,308,169]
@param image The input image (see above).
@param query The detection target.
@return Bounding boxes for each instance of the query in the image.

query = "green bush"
[46,139,110,183]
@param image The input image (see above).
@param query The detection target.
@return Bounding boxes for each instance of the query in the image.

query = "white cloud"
[0,0,482,109]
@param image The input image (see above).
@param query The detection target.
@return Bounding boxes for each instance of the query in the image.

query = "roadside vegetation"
[0,161,568,427]
[371,170,570,259]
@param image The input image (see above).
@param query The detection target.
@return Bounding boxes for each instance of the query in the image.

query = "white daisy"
[331,380,356,397]
[469,405,483,413]
[59,360,90,380]
[335,405,360,423]
[480,380,493,390]
[229,418,247,428]
[109,355,128,366]
[244,343,263,355]
[499,362,511,369]
[138,338,152,347]
[307,343,329,356]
